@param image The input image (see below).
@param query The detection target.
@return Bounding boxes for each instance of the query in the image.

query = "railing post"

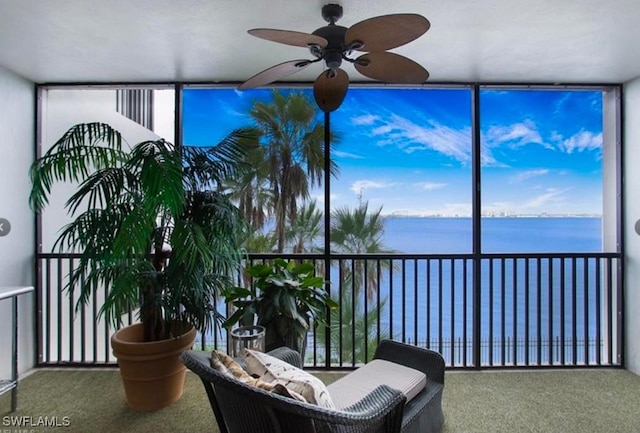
[323,111,332,368]
[471,84,482,369]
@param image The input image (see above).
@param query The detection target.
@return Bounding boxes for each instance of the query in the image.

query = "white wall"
[40,89,163,252]
[624,76,640,376]
[0,66,35,378]
[37,88,170,363]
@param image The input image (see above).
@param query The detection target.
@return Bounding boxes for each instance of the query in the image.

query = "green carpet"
[1,368,639,432]
[442,369,640,433]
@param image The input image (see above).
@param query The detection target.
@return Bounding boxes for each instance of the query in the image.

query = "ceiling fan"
[238,3,430,112]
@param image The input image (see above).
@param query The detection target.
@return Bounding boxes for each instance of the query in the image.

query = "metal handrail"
[35,251,622,369]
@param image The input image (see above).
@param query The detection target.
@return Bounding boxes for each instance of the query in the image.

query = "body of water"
[328,217,614,365]
[214,217,614,366]
[382,216,603,254]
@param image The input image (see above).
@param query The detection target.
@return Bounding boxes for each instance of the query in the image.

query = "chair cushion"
[327,359,427,410]
[241,348,335,409]
[210,351,307,403]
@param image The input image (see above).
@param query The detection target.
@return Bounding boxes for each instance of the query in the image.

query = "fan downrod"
[321,3,343,24]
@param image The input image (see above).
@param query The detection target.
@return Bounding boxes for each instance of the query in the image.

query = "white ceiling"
[1,0,640,85]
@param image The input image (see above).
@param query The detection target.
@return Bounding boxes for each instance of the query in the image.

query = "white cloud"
[370,114,473,164]
[480,143,502,167]
[558,130,602,154]
[522,188,569,209]
[378,115,504,167]
[350,107,567,168]
[350,179,396,195]
[509,169,549,184]
[310,194,324,203]
[404,146,426,154]
[485,120,547,148]
[352,114,379,125]
[333,150,364,159]
[372,125,394,135]
[414,182,446,191]
[312,193,341,204]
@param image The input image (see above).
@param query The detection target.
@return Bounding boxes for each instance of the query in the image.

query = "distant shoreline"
[382,214,602,219]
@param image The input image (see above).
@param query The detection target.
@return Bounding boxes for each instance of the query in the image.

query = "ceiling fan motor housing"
[312,24,348,69]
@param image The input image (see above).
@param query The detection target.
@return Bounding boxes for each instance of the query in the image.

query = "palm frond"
[65,167,134,215]
[29,123,126,211]
[127,140,186,217]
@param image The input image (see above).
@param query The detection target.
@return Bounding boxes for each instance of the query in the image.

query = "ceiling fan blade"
[238,60,312,90]
[314,68,349,113]
[355,52,429,84]
[345,14,430,52]
[248,28,328,48]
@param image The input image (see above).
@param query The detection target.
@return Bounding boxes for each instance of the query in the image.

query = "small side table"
[0,286,34,412]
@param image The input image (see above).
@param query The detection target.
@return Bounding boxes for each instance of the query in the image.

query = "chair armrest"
[337,385,406,432]
[373,340,445,385]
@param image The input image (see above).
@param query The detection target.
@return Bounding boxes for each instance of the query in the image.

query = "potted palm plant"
[29,122,257,411]
[222,258,337,358]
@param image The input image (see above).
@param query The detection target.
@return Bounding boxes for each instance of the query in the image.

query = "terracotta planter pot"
[111,323,197,411]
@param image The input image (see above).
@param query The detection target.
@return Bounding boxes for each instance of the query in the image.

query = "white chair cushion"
[327,359,427,409]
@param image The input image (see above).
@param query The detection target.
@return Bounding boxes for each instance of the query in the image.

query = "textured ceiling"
[1,0,640,85]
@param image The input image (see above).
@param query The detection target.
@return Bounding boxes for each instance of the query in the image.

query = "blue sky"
[183,87,603,216]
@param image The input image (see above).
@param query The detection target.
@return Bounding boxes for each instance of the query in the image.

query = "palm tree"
[330,201,396,300]
[248,90,338,252]
[29,123,257,342]
[244,232,278,254]
[286,200,324,253]
[312,201,397,364]
[225,145,273,232]
[316,291,391,364]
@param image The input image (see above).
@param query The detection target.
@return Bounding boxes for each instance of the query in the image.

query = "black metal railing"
[35,252,622,369]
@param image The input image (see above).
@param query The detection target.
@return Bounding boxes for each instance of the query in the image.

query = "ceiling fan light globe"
[325,50,343,69]
[313,68,349,113]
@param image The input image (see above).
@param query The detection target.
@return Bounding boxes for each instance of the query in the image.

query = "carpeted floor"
[441,369,640,433]
[1,368,639,432]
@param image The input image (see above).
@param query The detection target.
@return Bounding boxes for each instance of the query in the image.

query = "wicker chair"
[180,340,445,433]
